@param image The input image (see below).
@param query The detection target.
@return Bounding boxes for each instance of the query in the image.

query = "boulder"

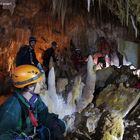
[96,84,140,117]
[94,111,124,140]
[123,103,140,140]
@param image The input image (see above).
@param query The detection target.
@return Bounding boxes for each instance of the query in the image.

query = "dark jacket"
[0,92,66,140]
[16,45,39,67]
[43,48,56,68]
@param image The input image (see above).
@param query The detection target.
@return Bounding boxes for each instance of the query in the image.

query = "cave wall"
[0,0,139,73]
[118,39,140,68]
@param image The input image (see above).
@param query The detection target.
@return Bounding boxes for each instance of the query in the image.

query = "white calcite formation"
[77,55,96,113]
[40,67,78,119]
[40,56,96,121]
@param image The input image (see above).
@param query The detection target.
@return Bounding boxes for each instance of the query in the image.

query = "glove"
[37,63,45,73]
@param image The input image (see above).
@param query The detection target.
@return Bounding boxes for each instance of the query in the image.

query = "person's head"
[29,36,37,49]
[97,57,106,68]
[75,48,81,55]
[12,65,43,94]
[51,41,58,50]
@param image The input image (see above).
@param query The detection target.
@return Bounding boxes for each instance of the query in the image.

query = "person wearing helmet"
[0,65,66,140]
[16,36,44,73]
[43,41,58,82]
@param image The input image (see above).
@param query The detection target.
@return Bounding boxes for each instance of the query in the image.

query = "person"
[93,52,110,68]
[71,48,87,71]
[0,65,66,140]
[43,41,58,80]
[16,36,44,73]
[96,37,110,55]
[93,37,111,68]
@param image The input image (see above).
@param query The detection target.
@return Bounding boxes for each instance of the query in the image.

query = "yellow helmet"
[12,65,43,88]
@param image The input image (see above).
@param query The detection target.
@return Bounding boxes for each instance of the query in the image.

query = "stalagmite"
[40,67,77,119]
[40,67,64,116]
[49,57,54,69]
[77,55,96,112]
[69,75,82,106]
[65,76,82,117]
[47,67,58,103]
[82,55,96,101]
[57,78,68,93]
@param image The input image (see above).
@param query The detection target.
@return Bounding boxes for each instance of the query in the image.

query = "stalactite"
[98,0,102,12]
[52,0,57,14]
[87,0,91,12]
[131,15,138,38]
[92,0,95,6]
[52,0,67,29]
[57,0,63,19]
[61,0,67,29]
[126,0,129,26]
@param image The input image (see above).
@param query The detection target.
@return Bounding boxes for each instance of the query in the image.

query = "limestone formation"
[96,84,140,117]
[95,111,124,140]
[77,55,96,113]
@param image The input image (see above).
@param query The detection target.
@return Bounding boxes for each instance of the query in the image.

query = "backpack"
[16,45,29,66]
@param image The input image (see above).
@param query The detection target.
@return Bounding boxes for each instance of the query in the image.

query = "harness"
[14,92,52,140]
[14,92,38,138]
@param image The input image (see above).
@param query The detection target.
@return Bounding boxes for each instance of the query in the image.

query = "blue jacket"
[0,92,66,140]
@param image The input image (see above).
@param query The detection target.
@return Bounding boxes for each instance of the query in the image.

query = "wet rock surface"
[123,103,140,140]
[94,111,124,140]
[105,66,138,87]
[96,84,140,116]
[64,66,140,140]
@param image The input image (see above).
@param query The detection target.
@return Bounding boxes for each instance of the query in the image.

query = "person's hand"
[37,63,45,73]
[40,69,45,74]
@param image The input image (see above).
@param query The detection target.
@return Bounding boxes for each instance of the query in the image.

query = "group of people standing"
[0,36,66,140]
[16,36,58,81]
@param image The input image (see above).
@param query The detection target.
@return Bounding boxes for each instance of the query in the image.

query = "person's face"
[33,80,44,94]
[52,45,57,50]
[30,41,36,49]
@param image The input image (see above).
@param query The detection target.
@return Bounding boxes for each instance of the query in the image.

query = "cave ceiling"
[0,0,139,34]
